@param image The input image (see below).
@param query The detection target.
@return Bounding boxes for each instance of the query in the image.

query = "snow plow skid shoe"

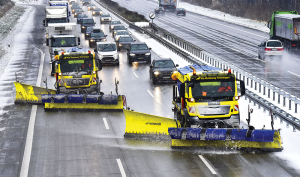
[168,128,283,152]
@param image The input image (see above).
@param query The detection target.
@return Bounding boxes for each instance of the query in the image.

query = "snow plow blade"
[169,128,283,152]
[14,82,56,104]
[42,94,124,111]
[124,110,178,138]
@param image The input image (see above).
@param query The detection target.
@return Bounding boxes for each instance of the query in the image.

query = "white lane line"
[133,72,139,78]
[198,155,217,175]
[116,159,126,177]
[147,90,154,98]
[103,118,109,129]
[20,47,45,177]
[288,71,300,77]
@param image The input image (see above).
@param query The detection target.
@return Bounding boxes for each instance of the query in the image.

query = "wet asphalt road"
[0,0,300,177]
[110,0,300,98]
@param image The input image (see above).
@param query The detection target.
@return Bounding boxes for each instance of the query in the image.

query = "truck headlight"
[130,53,135,56]
[154,71,159,75]
[145,52,151,55]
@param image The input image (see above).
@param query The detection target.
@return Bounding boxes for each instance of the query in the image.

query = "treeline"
[182,0,300,21]
[0,0,14,18]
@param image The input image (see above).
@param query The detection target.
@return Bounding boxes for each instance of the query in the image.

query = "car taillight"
[277,48,283,51]
[177,11,179,12]
[265,48,271,51]
[292,44,296,47]
[184,11,186,12]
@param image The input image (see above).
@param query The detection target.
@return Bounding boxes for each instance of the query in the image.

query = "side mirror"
[133,40,136,42]
[239,80,245,96]
[105,35,107,37]
[43,20,46,27]
[78,37,80,45]
[149,48,152,50]
[175,64,179,67]
[96,59,102,71]
[150,65,153,68]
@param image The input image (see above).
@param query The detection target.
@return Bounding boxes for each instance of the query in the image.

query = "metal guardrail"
[95,0,300,131]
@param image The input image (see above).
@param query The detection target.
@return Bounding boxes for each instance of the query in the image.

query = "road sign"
[149,12,155,19]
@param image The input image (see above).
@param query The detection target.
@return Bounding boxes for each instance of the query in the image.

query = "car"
[87,4,96,11]
[127,42,151,64]
[80,18,95,33]
[77,14,88,24]
[100,14,112,24]
[116,36,135,51]
[176,8,186,16]
[89,31,107,48]
[71,6,81,13]
[154,7,165,14]
[69,0,77,5]
[114,30,131,41]
[94,41,119,65]
[109,20,122,31]
[82,0,91,5]
[149,58,178,84]
[74,9,84,18]
[84,26,94,39]
[92,8,102,16]
[112,25,127,37]
[258,39,283,60]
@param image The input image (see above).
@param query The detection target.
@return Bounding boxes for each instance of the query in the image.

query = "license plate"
[271,49,278,51]
[163,76,170,79]
[138,57,144,60]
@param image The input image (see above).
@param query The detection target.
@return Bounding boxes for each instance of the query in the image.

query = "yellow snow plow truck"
[14,48,124,111]
[124,64,282,151]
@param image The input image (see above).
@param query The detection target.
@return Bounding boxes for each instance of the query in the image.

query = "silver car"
[258,39,283,60]
[100,14,112,24]
[114,30,131,41]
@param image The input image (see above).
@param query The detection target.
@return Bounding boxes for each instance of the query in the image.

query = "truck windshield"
[51,37,77,47]
[97,44,116,52]
[47,18,67,24]
[191,80,235,98]
[60,59,94,73]
[154,60,174,68]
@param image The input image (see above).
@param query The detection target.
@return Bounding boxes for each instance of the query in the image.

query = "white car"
[258,39,283,60]
[94,41,119,65]
[114,30,131,41]
[100,14,112,24]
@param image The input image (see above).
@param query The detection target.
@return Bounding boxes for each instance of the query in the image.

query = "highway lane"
[108,0,300,98]
[1,0,300,176]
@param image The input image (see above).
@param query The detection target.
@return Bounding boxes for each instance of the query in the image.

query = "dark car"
[109,20,121,31]
[84,26,94,39]
[116,36,135,51]
[77,14,88,24]
[71,5,81,11]
[154,7,165,14]
[74,9,84,18]
[89,31,107,48]
[92,8,102,16]
[81,18,95,33]
[82,0,91,5]
[112,25,127,37]
[149,58,178,84]
[176,8,186,16]
[127,42,151,64]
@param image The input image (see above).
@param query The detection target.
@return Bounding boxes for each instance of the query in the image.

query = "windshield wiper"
[100,44,113,51]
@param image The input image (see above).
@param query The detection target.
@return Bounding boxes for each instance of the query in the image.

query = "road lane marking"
[198,155,217,175]
[20,47,45,177]
[103,118,109,129]
[288,71,300,77]
[147,90,154,97]
[133,72,139,78]
[116,159,126,177]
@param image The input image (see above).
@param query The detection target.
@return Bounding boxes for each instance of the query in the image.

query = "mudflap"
[124,110,179,138]
[43,94,124,111]
[168,128,283,152]
[14,82,56,104]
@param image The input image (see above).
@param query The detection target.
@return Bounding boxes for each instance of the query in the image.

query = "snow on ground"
[0,0,299,172]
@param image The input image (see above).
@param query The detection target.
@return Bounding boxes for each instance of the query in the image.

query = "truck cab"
[54,50,102,94]
[172,64,245,128]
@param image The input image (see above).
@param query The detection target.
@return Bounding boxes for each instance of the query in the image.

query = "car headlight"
[130,53,135,56]
[113,53,118,58]
[116,36,120,40]
[93,12,95,14]
[98,54,103,59]
[103,38,107,41]
[119,44,122,46]
[145,52,151,55]
[75,13,77,15]
[82,26,85,28]
[173,70,178,74]
[109,18,111,20]
[90,39,94,42]
[114,31,117,35]
[86,34,89,35]
[154,71,159,75]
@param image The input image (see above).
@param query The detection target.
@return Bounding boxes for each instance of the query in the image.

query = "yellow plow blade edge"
[171,131,282,152]
[14,82,56,104]
[44,95,124,111]
[124,110,178,136]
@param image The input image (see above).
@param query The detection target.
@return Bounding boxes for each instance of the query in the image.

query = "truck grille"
[197,105,231,116]
[66,78,90,86]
